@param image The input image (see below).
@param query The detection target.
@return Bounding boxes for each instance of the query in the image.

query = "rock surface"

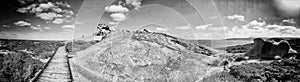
[70,30,227,82]
[246,38,298,59]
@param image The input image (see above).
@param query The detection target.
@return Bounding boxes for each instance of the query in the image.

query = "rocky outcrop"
[246,38,298,59]
[71,30,227,82]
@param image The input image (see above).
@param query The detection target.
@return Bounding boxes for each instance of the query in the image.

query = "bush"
[229,59,300,82]
[0,51,44,82]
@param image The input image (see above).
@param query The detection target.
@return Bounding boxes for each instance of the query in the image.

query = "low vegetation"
[65,40,99,53]
[0,39,64,81]
[225,43,254,53]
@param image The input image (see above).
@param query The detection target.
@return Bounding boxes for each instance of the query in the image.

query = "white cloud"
[195,24,212,30]
[62,25,75,29]
[282,19,296,24]
[210,16,217,19]
[52,19,64,24]
[52,8,63,13]
[226,14,245,22]
[30,7,43,13]
[16,8,28,13]
[125,0,142,9]
[16,2,74,24]
[248,20,265,26]
[14,21,31,27]
[44,27,51,29]
[30,26,42,30]
[105,5,129,13]
[36,12,63,20]
[226,20,300,38]
[242,20,266,29]
[156,28,168,31]
[110,13,126,22]
[2,25,10,28]
[108,21,119,25]
[39,2,55,9]
[174,25,191,30]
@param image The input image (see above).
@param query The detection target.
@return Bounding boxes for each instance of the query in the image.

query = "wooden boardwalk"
[36,46,72,82]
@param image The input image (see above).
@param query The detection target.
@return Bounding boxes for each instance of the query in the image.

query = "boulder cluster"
[95,24,111,36]
[246,38,299,59]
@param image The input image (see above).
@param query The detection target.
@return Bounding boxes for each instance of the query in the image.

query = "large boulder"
[246,38,298,59]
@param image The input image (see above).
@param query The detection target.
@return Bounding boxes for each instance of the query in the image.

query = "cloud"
[52,7,63,13]
[108,21,119,25]
[2,25,10,28]
[52,18,64,24]
[39,2,55,9]
[110,13,126,22]
[14,21,31,27]
[174,25,191,30]
[226,20,300,38]
[242,20,266,29]
[248,20,265,26]
[105,5,129,13]
[36,12,63,20]
[44,27,51,29]
[30,26,42,31]
[125,0,142,9]
[195,24,212,30]
[62,25,75,29]
[105,0,142,28]
[16,8,28,13]
[156,28,168,31]
[226,14,245,22]
[282,19,296,24]
[210,16,217,19]
[16,1,74,24]
[61,29,73,33]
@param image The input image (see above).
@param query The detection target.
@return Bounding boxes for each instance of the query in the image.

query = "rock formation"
[246,38,298,59]
[70,30,228,82]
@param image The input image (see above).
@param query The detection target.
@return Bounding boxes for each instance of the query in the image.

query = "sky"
[0,0,300,40]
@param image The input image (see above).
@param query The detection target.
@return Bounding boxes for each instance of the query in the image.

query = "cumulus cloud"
[195,24,212,30]
[2,25,10,28]
[104,0,143,28]
[174,25,191,30]
[16,1,74,24]
[39,2,55,9]
[105,5,129,13]
[36,12,63,20]
[52,18,64,24]
[108,21,119,25]
[226,14,245,22]
[125,0,142,9]
[30,26,42,31]
[14,21,31,27]
[62,25,75,29]
[242,20,266,29]
[44,27,51,29]
[110,13,126,22]
[282,19,296,24]
[156,28,168,31]
[226,20,300,38]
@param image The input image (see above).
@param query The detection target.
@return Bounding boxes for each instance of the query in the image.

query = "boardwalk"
[36,46,72,82]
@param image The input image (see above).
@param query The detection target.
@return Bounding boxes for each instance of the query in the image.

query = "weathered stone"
[246,38,298,59]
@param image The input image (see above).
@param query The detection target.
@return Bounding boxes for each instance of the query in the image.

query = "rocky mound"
[71,30,228,82]
[246,38,298,59]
